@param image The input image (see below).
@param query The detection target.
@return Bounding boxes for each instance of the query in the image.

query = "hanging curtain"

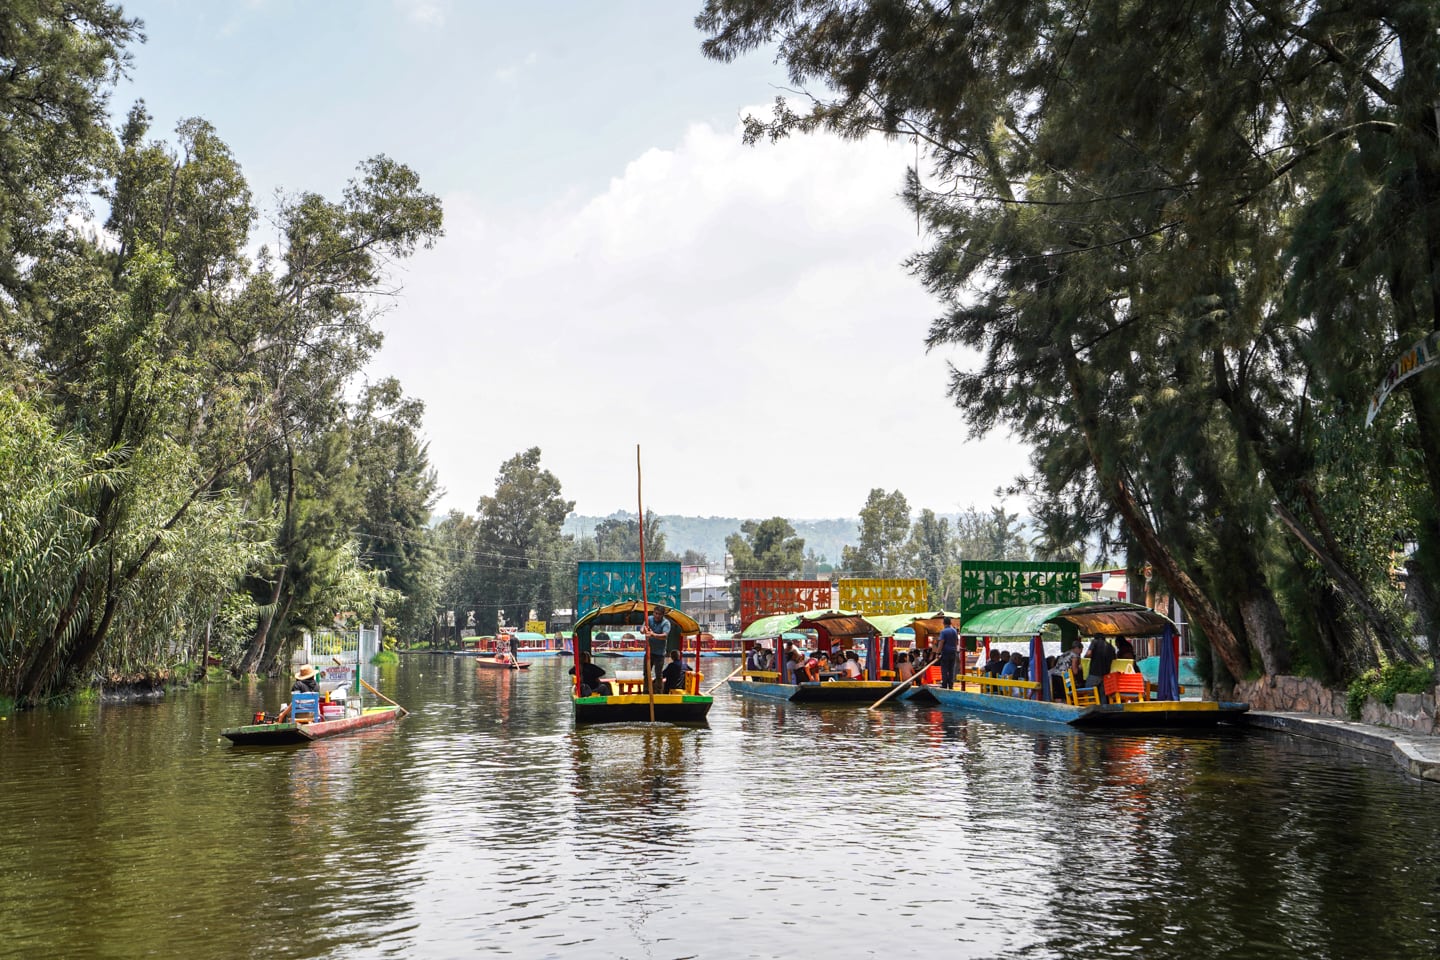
[1156,625,1179,701]
[1030,634,1049,701]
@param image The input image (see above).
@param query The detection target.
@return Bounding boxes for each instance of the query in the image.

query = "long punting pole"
[638,445,654,722]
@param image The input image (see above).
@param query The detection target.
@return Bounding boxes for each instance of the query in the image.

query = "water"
[2,656,1437,959]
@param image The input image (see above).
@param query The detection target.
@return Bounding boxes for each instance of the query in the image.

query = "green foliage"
[370,649,399,666]
[842,488,910,574]
[471,448,574,633]
[698,0,1440,683]
[0,19,445,698]
[725,517,806,612]
[1346,663,1435,720]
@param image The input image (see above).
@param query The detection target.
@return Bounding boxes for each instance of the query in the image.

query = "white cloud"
[394,0,446,27]
[369,110,1031,521]
[495,52,537,86]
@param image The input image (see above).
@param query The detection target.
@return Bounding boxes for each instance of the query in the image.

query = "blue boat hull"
[927,687,1249,728]
[728,679,905,703]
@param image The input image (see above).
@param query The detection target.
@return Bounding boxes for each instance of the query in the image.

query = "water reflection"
[1,658,1437,959]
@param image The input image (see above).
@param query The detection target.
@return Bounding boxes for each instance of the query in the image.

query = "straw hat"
[295,664,317,681]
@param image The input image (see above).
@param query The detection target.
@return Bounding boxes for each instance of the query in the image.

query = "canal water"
[2,655,1437,960]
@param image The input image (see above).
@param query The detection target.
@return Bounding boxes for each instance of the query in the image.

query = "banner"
[1366,330,1440,426]
[739,579,832,628]
[838,578,929,616]
[576,561,681,619]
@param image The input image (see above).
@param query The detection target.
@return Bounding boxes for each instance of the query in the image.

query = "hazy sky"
[113,0,1032,520]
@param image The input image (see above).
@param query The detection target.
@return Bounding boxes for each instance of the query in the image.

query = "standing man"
[642,608,672,690]
[937,616,961,690]
[509,631,521,661]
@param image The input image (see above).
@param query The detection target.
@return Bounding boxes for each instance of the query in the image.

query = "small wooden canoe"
[473,656,530,671]
[221,706,402,745]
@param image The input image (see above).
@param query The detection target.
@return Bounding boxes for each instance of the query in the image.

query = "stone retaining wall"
[1235,674,1440,735]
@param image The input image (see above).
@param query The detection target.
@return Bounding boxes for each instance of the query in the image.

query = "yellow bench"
[953,673,1040,695]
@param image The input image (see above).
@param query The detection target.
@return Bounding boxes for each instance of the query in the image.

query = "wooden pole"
[703,663,744,696]
[868,650,934,710]
[638,445,654,722]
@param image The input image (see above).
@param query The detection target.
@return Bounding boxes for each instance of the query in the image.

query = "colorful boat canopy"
[740,612,806,639]
[796,609,881,640]
[739,609,881,640]
[866,610,963,639]
[959,600,1176,638]
[572,599,701,635]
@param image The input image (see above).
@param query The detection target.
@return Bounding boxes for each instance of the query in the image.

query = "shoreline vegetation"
[3,2,1439,717]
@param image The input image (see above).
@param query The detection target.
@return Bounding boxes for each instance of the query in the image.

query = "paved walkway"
[1244,711,1440,782]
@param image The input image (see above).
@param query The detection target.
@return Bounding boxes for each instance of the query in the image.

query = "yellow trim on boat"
[1117,700,1218,712]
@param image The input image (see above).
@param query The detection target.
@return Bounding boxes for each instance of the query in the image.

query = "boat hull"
[728,678,901,703]
[473,657,529,670]
[927,687,1248,728]
[221,706,402,745]
[572,694,712,724]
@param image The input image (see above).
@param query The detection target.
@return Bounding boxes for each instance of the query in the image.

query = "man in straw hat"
[292,663,319,694]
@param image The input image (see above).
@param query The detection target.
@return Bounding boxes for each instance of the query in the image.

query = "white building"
[681,573,731,633]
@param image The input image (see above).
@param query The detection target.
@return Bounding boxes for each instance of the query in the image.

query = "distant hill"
[562,513,860,567]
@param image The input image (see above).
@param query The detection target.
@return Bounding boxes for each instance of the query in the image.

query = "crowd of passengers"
[746,644,868,681]
[978,635,1137,698]
[744,634,1139,699]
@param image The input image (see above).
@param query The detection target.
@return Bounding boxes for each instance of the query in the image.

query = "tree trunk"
[1271,501,1419,665]
[1061,350,1252,683]
[236,567,285,676]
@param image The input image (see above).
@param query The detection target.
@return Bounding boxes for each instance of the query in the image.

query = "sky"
[112,0,1033,521]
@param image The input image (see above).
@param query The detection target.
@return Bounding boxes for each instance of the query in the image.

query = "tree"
[0,1,139,321]
[351,379,440,642]
[725,517,805,612]
[698,0,1439,684]
[842,488,910,575]
[475,448,574,633]
[592,511,676,562]
[905,509,954,605]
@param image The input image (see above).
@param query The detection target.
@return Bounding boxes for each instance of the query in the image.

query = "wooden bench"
[953,673,1040,696]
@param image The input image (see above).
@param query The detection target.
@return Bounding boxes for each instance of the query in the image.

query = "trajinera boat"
[571,600,713,724]
[728,609,897,702]
[924,595,1249,728]
[898,555,1249,728]
[221,666,405,745]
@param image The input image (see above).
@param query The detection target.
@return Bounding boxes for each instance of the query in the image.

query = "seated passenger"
[896,652,914,681]
[661,650,685,692]
[568,653,612,696]
[841,650,864,679]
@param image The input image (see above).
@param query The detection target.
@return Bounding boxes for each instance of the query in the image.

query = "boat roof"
[867,610,963,640]
[740,609,878,641]
[572,599,701,635]
[959,600,1176,638]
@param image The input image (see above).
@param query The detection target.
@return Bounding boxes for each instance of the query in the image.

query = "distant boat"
[474,654,530,671]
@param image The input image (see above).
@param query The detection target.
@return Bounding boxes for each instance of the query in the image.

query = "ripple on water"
[2,658,1438,959]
